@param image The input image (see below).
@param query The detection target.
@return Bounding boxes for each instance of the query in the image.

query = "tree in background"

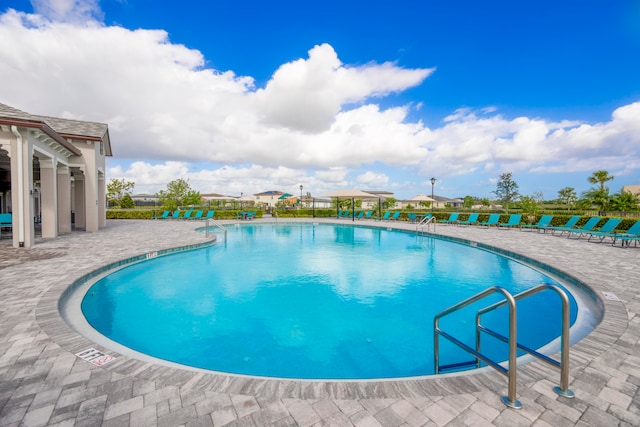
[382,197,397,209]
[579,187,610,214]
[106,178,135,207]
[610,189,640,212]
[588,170,614,191]
[557,187,578,211]
[518,195,539,213]
[156,178,201,210]
[120,193,135,209]
[462,196,474,208]
[518,194,542,224]
[581,170,615,214]
[493,172,520,213]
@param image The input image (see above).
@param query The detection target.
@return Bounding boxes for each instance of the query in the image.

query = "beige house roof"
[622,185,640,195]
[0,102,112,156]
[254,190,284,195]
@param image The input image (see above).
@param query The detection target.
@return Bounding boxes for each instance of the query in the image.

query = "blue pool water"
[81,223,582,379]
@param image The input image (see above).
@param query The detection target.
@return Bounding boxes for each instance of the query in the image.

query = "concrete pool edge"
[35,218,629,400]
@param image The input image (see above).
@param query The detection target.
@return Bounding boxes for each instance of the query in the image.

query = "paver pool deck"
[0,218,639,426]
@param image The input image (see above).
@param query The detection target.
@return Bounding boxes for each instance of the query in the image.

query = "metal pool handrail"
[434,286,521,408]
[205,219,227,242]
[434,284,574,409]
[416,215,436,234]
[477,283,574,399]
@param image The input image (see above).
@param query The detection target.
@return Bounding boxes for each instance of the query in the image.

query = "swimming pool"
[78,222,598,380]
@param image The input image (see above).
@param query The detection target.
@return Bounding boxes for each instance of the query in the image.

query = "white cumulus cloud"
[1,3,639,198]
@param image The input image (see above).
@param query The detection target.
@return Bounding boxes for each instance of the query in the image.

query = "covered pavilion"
[0,102,112,248]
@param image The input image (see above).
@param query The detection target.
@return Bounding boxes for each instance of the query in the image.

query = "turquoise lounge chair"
[584,218,622,242]
[169,210,181,219]
[559,217,601,238]
[498,214,521,229]
[520,215,553,231]
[438,213,459,224]
[610,220,640,247]
[361,211,374,220]
[378,211,391,221]
[191,210,203,220]
[541,215,581,234]
[152,210,170,220]
[408,213,417,223]
[390,211,401,221]
[478,214,501,227]
[203,210,214,220]
[0,213,12,239]
[333,209,345,218]
[182,209,194,220]
[355,210,365,219]
[457,213,479,226]
[615,234,640,247]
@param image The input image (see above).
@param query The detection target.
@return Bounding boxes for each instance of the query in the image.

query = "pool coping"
[33,218,628,401]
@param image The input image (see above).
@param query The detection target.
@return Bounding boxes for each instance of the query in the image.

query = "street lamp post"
[299,185,303,208]
[430,177,436,214]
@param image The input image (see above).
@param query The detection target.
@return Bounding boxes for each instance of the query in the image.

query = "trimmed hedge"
[106,209,638,232]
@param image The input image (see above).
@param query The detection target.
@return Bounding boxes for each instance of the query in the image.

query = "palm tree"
[580,187,611,214]
[588,170,614,191]
[610,190,640,212]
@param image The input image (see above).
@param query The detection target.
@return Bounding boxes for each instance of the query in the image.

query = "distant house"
[254,190,284,208]
[310,198,332,209]
[432,195,462,209]
[622,185,640,197]
[359,190,394,209]
[131,193,158,206]
[0,102,112,248]
[201,193,229,201]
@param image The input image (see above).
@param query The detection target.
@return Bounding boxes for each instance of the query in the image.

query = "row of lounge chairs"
[153,209,214,220]
[438,212,640,247]
[536,215,640,247]
[334,210,393,220]
[236,211,257,220]
[334,210,435,222]
[440,213,522,228]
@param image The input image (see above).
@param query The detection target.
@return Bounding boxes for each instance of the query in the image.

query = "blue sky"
[1,0,639,200]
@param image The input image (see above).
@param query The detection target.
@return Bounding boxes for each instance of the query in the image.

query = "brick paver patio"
[0,218,638,426]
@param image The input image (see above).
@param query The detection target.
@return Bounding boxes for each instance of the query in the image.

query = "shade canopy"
[320,189,379,222]
[408,194,435,202]
[320,189,379,199]
[278,193,293,199]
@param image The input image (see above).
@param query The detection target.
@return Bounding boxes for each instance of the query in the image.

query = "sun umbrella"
[320,190,379,221]
[408,194,435,202]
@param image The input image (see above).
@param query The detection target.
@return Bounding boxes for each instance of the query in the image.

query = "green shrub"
[107,209,155,219]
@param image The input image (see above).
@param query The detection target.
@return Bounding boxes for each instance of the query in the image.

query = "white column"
[73,171,86,230]
[9,128,35,248]
[39,158,58,238]
[57,164,72,233]
[98,171,106,228]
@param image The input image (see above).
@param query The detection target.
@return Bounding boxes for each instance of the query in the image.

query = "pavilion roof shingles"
[34,115,108,140]
[0,102,35,120]
[0,102,112,156]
